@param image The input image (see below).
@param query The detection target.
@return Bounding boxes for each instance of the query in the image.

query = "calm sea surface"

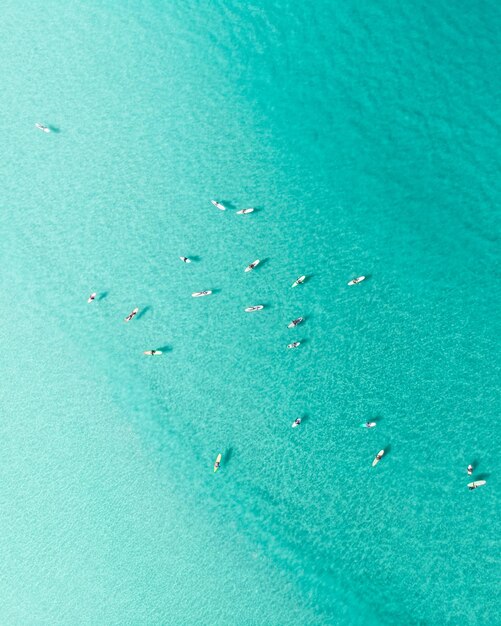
[0,1,499,624]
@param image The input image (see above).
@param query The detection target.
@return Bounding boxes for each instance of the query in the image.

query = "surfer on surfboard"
[192,291,212,297]
[467,464,473,476]
[291,276,306,288]
[348,276,366,286]
[468,480,486,490]
[245,259,260,272]
[214,453,222,472]
[372,450,385,466]
[210,200,226,211]
[124,308,139,322]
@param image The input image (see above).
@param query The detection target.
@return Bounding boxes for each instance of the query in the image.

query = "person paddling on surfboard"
[468,481,486,490]
[467,464,473,476]
[291,275,306,288]
[372,450,385,466]
[214,453,222,472]
[124,308,139,322]
[244,259,260,272]
[348,276,366,285]
[211,200,226,211]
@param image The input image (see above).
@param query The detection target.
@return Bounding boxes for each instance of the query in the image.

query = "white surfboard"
[87,292,97,303]
[245,305,264,312]
[467,480,486,489]
[288,317,303,328]
[245,259,260,272]
[192,291,212,297]
[287,341,301,349]
[211,200,226,211]
[124,307,139,322]
[291,275,306,288]
[292,418,302,428]
[179,256,191,263]
[372,449,385,466]
[236,208,254,214]
[348,276,366,286]
[361,422,377,428]
[144,350,162,356]
[35,123,50,133]
[467,465,473,475]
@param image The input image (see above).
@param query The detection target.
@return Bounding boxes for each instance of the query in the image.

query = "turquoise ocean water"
[0,1,499,624]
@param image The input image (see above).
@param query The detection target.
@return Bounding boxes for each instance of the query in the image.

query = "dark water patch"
[219,200,238,210]
[156,345,172,353]
[224,446,234,465]
[473,472,490,482]
[136,306,152,320]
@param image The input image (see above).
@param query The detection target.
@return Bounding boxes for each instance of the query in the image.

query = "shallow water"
[0,1,499,624]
